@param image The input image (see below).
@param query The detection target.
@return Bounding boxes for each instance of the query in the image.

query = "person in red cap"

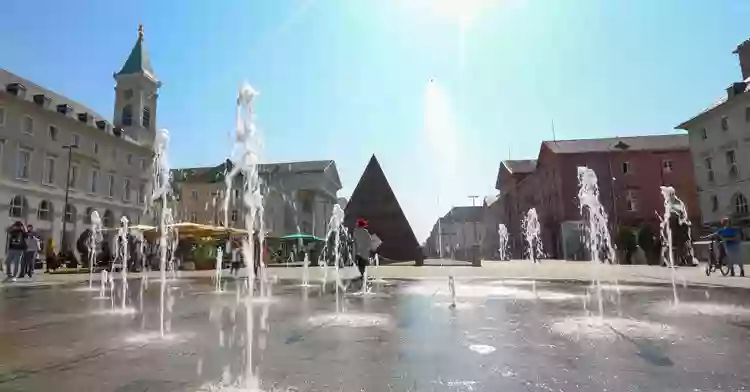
[353,218,372,279]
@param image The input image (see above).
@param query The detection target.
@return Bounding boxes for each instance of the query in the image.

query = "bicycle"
[703,235,730,277]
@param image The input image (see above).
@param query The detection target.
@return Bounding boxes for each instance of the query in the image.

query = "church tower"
[113,24,161,147]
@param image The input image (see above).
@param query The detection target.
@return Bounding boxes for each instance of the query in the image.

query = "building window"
[626,190,638,212]
[705,157,715,183]
[9,195,27,218]
[140,158,147,171]
[69,163,80,189]
[192,190,199,200]
[701,128,707,140]
[123,178,131,201]
[71,134,80,148]
[142,107,151,128]
[64,204,76,223]
[233,189,240,201]
[0,107,5,126]
[49,125,58,140]
[190,212,197,223]
[734,193,749,216]
[138,182,146,204]
[662,159,674,173]
[726,150,738,180]
[16,148,31,179]
[90,169,99,194]
[37,200,53,221]
[126,154,133,165]
[93,142,99,155]
[231,210,238,222]
[43,155,55,185]
[22,116,34,134]
[107,174,115,198]
[621,161,631,174]
[122,105,133,126]
[721,116,729,131]
[711,195,719,212]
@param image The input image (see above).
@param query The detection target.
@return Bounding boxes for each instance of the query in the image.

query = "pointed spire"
[115,24,157,81]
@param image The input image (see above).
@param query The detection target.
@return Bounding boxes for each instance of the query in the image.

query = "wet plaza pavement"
[1,270,750,391]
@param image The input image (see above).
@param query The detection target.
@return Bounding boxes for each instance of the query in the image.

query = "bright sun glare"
[408,0,492,25]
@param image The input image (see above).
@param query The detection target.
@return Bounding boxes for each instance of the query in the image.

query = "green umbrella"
[279,233,325,242]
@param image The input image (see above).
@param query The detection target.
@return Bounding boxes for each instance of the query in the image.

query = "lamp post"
[61,144,78,252]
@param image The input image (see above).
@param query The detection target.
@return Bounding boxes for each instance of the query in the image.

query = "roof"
[0,68,144,146]
[173,159,342,188]
[542,134,689,154]
[116,25,157,81]
[442,206,484,223]
[501,159,537,174]
[676,78,750,129]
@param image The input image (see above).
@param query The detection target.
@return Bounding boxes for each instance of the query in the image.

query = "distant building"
[496,159,536,259]
[0,25,157,251]
[425,206,484,260]
[676,38,750,228]
[497,135,699,260]
[172,159,342,238]
[482,194,504,259]
[336,197,348,210]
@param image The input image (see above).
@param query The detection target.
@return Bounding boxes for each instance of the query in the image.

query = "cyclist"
[713,217,745,277]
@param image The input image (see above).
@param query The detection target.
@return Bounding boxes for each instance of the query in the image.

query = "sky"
[2,0,750,241]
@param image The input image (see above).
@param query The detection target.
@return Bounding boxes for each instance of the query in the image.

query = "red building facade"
[497,135,700,259]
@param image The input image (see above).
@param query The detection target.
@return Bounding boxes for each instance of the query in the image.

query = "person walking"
[715,217,745,277]
[5,221,27,282]
[21,225,40,278]
[353,218,372,280]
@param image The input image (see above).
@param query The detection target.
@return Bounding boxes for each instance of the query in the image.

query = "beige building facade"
[0,26,158,252]
[172,160,342,238]
[677,38,750,227]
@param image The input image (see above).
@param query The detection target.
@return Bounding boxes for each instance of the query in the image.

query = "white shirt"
[353,228,371,259]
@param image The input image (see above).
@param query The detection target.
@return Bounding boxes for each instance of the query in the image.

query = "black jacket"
[7,226,27,251]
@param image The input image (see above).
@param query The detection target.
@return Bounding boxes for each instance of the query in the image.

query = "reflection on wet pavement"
[1,276,749,391]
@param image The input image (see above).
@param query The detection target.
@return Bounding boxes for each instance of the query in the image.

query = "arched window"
[103,210,114,228]
[9,196,27,218]
[734,193,749,216]
[142,106,151,128]
[122,104,133,126]
[37,200,53,221]
[83,207,96,224]
[64,204,77,223]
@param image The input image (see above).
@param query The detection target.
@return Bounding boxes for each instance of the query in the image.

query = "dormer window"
[56,104,72,116]
[77,112,90,123]
[113,127,123,137]
[95,120,107,130]
[32,94,51,108]
[6,83,27,98]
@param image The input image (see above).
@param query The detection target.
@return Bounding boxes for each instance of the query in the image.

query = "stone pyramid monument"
[345,155,423,264]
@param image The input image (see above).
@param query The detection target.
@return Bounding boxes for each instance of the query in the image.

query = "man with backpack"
[5,221,27,282]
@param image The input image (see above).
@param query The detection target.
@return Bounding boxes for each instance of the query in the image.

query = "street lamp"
[61,144,78,252]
